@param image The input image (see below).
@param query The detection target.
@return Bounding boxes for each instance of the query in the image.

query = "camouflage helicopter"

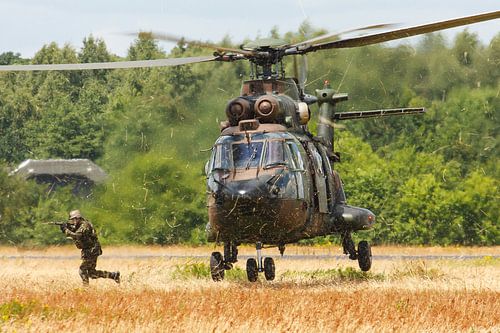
[1,11,498,282]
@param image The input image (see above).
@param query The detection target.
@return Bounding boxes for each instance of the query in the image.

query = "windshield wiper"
[245,146,258,170]
[264,162,287,169]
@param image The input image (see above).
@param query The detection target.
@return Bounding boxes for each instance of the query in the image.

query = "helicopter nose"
[364,212,376,229]
[212,174,289,210]
[334,204,376,231]
[217,179,267,201]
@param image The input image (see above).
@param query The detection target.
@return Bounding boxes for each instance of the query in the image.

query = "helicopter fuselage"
[205,78,376,246]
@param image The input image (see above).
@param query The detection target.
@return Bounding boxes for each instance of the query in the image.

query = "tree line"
[0,26,498,246]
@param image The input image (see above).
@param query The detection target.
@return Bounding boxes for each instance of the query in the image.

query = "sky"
[0,0,498,58]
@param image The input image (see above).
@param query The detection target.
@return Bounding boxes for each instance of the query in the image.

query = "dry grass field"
[0,245,499,332]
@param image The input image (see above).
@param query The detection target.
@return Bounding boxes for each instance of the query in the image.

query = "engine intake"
[225,94,304,128]
[226,98,254,126]
[255,96,280,122]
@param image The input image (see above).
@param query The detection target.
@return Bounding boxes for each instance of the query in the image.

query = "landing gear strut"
[223,242,238,269]
[341,232,358,260]
[341,232,372,271]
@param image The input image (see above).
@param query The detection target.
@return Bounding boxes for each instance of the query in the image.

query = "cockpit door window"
[212,144,231,171]
[287,142,305,171]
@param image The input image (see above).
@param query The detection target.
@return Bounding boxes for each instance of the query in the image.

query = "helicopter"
[0,10,498,282]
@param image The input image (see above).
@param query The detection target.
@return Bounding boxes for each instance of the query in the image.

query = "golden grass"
[0,246,499,332]
[3,244,499,256]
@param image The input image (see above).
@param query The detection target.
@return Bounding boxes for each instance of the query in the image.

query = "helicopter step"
[341,232,372,271]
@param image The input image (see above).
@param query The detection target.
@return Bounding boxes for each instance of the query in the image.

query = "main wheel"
[246,258,258,282]
[357,241,372,271]
[210,252,225,281]
[263,257,275,281]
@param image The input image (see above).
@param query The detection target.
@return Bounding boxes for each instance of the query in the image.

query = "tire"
[246,258,258,282]
[357,241,372,272]
[210,252,225,281]
[263,257,275,281]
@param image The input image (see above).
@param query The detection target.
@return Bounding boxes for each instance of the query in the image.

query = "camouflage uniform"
[63,210,120,285]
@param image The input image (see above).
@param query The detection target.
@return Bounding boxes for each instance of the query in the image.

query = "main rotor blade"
[307,11,500,51]
[291,23,397,49]
[334,108,426,120]
[134,32,255,56]
[0,56,217,71]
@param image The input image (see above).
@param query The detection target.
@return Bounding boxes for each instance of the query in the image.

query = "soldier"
[61,209,120,285]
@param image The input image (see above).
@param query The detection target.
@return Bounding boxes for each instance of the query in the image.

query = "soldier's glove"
[60,223,67,233]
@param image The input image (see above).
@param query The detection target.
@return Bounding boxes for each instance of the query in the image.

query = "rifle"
[42,221,69,231]
[42,221,67,226]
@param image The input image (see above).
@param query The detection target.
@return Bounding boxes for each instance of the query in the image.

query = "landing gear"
[244,242,276,282]
[245,257,275,282]
[210,241,239,282]
[357,240,372,271]
[210,241,278,282]
[210,252,224,281]
[223,241,238,269]
[341,232,358,260]
[341,232,373,271]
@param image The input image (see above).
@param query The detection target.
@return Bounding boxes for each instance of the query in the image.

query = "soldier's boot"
[110,271,120,284]
[79,268,90,286]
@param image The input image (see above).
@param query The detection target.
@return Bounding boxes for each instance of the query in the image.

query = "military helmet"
[69,210,82,220]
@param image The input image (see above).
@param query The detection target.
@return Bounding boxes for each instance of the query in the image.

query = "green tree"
[0,52,26,65]
[453,30,479,66]
[78,35,112,83]
[90,150,206,244]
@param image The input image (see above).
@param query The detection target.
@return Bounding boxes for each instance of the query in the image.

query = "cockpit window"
[287,142,304,170]
[211,135,301,171]
[212,144,231,171]
[263,140,288,169]
[232,142,263,169]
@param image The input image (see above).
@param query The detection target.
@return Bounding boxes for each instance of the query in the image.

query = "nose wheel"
[245,242,276,282]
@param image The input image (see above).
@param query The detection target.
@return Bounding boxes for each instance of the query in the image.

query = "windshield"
[210,134,302,171]
[263,140,287,169]
[232,142,264,169]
